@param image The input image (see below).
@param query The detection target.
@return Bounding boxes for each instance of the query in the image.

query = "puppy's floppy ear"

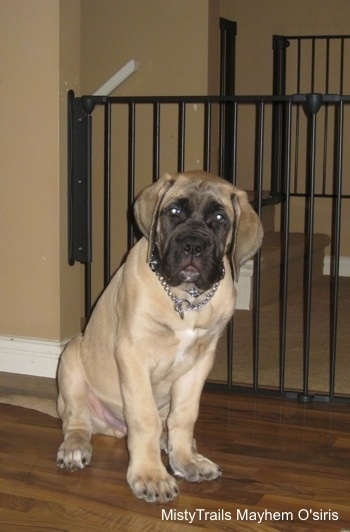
[231,190,263,281]
[134,173,174,261]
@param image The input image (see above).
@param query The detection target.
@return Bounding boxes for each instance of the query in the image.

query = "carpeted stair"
[239,201,330,308]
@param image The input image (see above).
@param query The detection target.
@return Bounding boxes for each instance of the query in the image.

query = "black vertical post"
[67,91,94,322]
[127,102,136,251]
[220,18,237,387]
[104,102,112,286]
[67,91,94,266]
[298,93,323,403]
[177,102,186,172]
[220,18,236,182]
[203,102,211,171]
[153,102,161,181]
[252,102,265,391]
[279,101,292,393]
[272,35,288,96]
[329,100,343,398]
[271,35,289,196]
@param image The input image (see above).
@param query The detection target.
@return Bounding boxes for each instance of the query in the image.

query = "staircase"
[235,202,330,309]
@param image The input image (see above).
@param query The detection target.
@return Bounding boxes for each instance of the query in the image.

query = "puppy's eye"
[168,206,182,217]
[215,212,226,223]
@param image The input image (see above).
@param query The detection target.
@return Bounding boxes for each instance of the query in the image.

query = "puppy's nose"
[181,236,206,257]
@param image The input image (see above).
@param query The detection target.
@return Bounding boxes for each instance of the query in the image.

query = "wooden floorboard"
[1,375,350,530]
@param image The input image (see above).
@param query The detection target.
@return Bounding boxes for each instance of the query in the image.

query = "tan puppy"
[6,171,263,503]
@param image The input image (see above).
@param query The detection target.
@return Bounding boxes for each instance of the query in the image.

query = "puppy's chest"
[173,327,206,365]
[150,326,212,386]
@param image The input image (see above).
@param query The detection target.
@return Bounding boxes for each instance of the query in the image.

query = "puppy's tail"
[0,394,59,418]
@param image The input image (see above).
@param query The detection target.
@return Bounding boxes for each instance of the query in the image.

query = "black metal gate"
[272,35,350,195]
[67,88,349,403]
[273,34,350,95]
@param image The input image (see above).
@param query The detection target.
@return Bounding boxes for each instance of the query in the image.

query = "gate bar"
[104,102,112,285]
[329,101,344,397]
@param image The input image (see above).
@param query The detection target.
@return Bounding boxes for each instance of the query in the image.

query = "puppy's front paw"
[127,466,179,503]
[56,439,92,471]
[170,452,222,483]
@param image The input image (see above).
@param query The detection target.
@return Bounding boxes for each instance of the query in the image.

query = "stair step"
[235,231,330,309]
[261,231,330,270]
[259,231,330,305]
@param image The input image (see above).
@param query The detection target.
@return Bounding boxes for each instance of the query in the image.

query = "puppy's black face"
[154,194,232,291]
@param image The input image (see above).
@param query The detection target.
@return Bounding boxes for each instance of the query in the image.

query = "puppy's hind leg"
[56,336,93,471]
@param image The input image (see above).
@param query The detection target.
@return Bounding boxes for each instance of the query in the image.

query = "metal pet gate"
[67,36,350,404]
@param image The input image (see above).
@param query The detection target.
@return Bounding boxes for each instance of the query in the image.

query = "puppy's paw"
[56,439,92,471]
[127,466,179,503]
[170,453,222,483]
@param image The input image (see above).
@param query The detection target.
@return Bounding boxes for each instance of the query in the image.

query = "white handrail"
[93,59,139,96]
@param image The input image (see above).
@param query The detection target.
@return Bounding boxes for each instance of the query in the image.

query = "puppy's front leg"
[167,351,222,483]
[56,337,93,471]
[117,350,179,503]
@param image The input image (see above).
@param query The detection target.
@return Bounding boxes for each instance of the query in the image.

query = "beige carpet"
[209,276,350,397]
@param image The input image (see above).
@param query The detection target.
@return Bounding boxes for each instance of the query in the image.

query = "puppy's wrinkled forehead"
[162,174,234,214]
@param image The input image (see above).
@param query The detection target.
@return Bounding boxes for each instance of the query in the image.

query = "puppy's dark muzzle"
[174,232,215,285]
[156,225,222,289]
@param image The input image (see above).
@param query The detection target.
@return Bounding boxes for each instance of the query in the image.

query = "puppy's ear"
[231,190,263,281]
[134,173,174,261]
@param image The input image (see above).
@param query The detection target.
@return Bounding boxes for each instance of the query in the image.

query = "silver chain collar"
[152,268,223,319]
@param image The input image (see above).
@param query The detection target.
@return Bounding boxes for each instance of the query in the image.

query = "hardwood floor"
[1,374,350,531]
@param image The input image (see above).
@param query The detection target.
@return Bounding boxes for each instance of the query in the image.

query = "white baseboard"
[323,256,350,277]
[0,336,68,378]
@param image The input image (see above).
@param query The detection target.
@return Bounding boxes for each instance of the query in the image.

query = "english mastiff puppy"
[56,170,263,502]
[5,171,263,503]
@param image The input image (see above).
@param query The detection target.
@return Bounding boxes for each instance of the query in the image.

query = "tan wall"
[0,0,60,340]
[1,0,349,348]
[0,0,81,341]
[81,0,211,97]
